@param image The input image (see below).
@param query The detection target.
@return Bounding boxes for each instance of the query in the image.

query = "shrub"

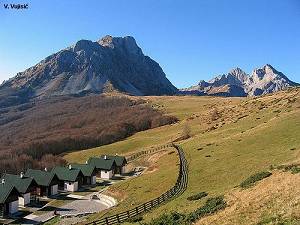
[186,196,226,223]
[143,196,226,225]
[144,212,187,225]
[187,192,208,201]
[239,171,272,189]
[277,164,300,174]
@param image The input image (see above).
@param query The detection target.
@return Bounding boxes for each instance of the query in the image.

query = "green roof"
[1,174,35,194]
[100,155,127,167]
[88,158,116,170]
[0,182,18,204]
[70,164,96,177]
[25,169,56,186]
[52,166,83,182]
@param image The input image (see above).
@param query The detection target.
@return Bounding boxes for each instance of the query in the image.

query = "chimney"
[44,167,48,172]
[104,155,107,160]
[1,179,5,184]
[85,161,88,164]
[69,165,72,170]
[20,172,24,178]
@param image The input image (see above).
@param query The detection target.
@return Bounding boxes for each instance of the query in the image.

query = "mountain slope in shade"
[182,65,298,97]
[1,35,177,104]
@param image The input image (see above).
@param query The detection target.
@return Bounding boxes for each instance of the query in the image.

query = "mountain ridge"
[182,64,298,97]
[1,35,299,106]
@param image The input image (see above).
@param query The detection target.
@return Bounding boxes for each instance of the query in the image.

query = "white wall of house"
[92,175,96,184]
[8,200,18,214]
[19,193,30,206]
[64,181,78,192]
[51,184,58,195]
[101,170,113,179]
[121,166,126,174]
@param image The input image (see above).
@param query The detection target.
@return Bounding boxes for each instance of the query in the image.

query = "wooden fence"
[87,144,188,225]
[126,143,173,162]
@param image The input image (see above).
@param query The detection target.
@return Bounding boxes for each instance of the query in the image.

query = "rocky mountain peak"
[97,35,142,56]
[228,67,249,83]
[0,35,177,104]
[229,67,244,75]
[252,64,282,82]
[98,35,114,47]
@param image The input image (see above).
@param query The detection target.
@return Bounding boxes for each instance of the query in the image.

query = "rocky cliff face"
[182,65,298,97]
[1,35,177,102]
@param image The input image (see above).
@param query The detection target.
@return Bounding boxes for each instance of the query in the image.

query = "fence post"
[105,217,109,225]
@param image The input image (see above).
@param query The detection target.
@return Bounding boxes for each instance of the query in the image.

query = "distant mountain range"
[181,65,299,97]
[0,35,298,108]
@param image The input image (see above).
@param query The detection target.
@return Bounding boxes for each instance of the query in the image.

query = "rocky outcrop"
[182,65,298,97]
[1,35,177,104]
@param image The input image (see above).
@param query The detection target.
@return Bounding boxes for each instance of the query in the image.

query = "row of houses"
[0,155,127,218]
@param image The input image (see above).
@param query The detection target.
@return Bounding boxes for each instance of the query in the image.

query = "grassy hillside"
[64,87,300,224]
[196,170,300,225]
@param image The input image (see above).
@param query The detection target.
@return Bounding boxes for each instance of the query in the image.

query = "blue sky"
[0,0,299,88]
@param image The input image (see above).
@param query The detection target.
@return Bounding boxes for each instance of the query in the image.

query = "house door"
[0,205,4,218]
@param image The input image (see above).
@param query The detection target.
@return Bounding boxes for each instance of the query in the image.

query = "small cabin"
[25,169,59,197]
[88,157,117,179]
[1,173,38,206]
[70,164,97,185]
[0,181,20,218]
[100,155,127,174]
[51,166,84,192]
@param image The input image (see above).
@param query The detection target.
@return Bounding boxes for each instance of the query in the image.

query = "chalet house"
[100,155,127,174]
[0,181,20,218]
[51,166,84,192]
[88,157,116,179]
[70,164,97,185]
[25,169,59,197]
[1,173,38,207]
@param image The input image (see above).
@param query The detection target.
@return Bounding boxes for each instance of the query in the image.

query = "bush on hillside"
[143,196,226,225]
[144,212,187,225]
[239,171,272,189]
[277,164,300,174]
[187,192,208,201]
[186,196,226,223]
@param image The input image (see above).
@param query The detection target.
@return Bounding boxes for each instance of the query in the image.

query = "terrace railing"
[87,144,188,225]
